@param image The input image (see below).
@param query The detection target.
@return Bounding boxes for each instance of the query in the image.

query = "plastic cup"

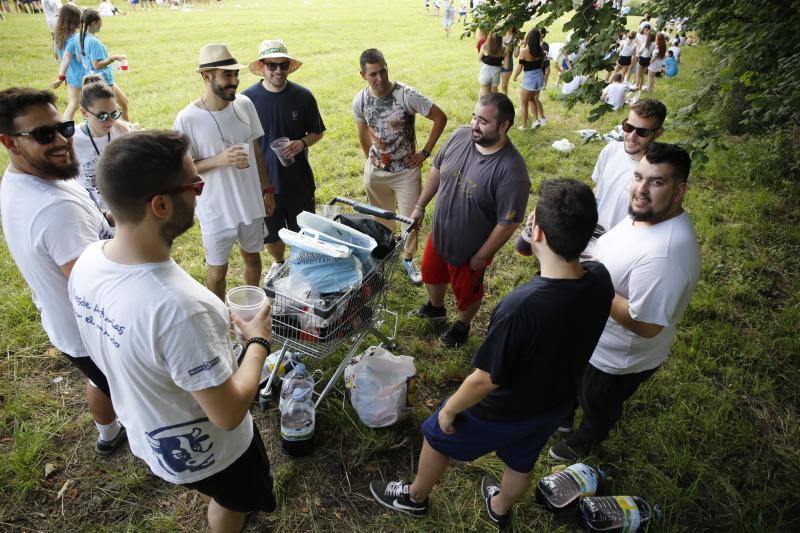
[233,142,250,169]
[120,58,129,71]
[226,285,267,342]
[270,137,295,167]
[320,204,341,220]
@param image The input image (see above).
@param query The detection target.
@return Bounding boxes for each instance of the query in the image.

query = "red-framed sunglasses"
[147,176,205,201]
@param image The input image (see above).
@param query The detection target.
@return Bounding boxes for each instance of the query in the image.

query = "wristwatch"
[421,149,431,158]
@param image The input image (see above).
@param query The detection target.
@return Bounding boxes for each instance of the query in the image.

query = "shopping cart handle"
[330,196,415,226]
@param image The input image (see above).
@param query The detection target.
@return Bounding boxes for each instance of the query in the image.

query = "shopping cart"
[259,196,415,410]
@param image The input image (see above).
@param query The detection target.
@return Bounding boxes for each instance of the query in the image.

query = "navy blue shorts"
[421,400,571,473]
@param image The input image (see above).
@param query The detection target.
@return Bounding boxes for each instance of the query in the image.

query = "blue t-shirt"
[60,34,87,88]
[241,80,325,200]
[665,56,678,77]
[470,261,614,421]
[81,33,115,86]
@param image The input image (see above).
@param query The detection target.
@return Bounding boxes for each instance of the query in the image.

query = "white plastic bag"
[552,139,575,153]
[344,346,416,428]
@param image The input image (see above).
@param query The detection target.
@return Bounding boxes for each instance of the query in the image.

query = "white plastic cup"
[270,137,295,167]
[120,58,129,71]
[226,285,266,342]
[233,142,250,169]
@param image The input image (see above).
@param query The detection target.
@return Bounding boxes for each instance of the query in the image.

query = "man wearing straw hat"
[242,39,326,283]
[174,43,275,300]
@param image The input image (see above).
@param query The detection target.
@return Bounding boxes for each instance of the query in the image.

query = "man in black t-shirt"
[242,39,326,282]
[370,179,614,529]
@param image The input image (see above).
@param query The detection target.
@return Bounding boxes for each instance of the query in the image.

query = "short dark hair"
[534,178,597,261]
[643,142,692,183]
[0,87,57,134]
[359,48,387,72]
[478,92,515,129]
[631,98,667,127]
[97,131,190,223]
[612,73,623,82]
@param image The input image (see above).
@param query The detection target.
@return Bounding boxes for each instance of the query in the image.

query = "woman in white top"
[608,31,637,83]
[634,31,656,90]
[73,74,132,215]
[646,33,668,92]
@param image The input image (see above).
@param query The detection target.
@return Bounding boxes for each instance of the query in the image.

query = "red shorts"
[421,234,492,311]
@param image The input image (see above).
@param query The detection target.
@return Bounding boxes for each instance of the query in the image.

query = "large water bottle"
[279,363,315,412]
[535,463,604,511]
[578,495,653,533]
[280,387,315,457]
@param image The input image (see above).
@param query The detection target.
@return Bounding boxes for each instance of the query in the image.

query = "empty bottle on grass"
[279,362,314,412]
[535,463,604,511]
[280,387,315,456]
[578,495,653,533]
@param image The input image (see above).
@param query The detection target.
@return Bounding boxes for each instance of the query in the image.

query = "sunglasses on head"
[621,119,659,138]
[146,176,205,201]
[264,60,290,72]
[10,121,75,145]
[87,108,122,123]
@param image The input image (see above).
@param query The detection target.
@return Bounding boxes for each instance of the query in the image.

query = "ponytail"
[80,75,115,110]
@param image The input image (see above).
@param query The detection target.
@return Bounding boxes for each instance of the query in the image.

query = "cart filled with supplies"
[259,197,414,410]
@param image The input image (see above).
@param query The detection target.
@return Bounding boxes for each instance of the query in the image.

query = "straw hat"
[196,43,247,73]
[248,39,303,77]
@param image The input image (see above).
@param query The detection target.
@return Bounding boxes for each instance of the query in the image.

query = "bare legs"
[200,494,247,533]
[519,87,532,128]
[64,85,81,122]
[425,282,481,326]
[86,382,116,425]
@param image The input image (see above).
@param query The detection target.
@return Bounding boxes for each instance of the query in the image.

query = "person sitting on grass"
[370,178,614,529]
[665,50,678,78]
[601,73,628,111]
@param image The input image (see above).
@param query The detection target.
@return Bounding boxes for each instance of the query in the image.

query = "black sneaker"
[548,438,590,463]
[481,475,511,530]
[440,320,469,347]
[557,411,575,433]
[409,301,447,321]
[369,480,428,517]
[96,425,127,455]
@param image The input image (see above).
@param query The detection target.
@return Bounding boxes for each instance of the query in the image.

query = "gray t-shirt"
[352,82,433,172]
[431,127,530,265]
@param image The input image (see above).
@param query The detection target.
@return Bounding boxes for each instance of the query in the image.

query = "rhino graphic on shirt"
[146,418,215,475]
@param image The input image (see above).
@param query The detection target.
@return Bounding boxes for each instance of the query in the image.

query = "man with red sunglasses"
[591,98,666,235]
[0,87,125,455]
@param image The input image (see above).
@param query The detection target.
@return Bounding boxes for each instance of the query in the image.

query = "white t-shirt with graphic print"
[69,241,253,484]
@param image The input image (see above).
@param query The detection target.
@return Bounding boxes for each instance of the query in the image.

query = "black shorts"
[617,55,632,66]
[183,424,276,513]
[264,194,315,244]
[62,352,111,398]
[638,56,651,67]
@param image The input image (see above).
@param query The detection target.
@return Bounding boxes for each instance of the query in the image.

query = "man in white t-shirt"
[354,48,448,285]
[601,73,628,111]
[173,44,276,300]
[590,98,665,235]
[550,142,701,462]
[69,130,276,531]
[0,87,125,455]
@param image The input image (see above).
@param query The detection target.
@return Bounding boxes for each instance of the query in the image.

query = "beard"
[472,127,500,147]
[211,78,237,102]
[628,196,673,222]
[159,194,195,246]
[22,145,79,180]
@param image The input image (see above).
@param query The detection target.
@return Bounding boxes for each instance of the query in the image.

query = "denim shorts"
[522,68,545,91]
[478,64,502,87]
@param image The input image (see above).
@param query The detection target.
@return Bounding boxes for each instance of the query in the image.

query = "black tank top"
[519,56,544,71]
[482,55,503,67]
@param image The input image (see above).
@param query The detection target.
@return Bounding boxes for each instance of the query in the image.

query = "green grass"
[1,1,799,531]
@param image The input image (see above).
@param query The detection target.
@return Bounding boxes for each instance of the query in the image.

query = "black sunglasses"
[146,176,205,201]
[10,121,75,145]
[621,119,659,138]
[87,108,122,123]
[264,60,291,72]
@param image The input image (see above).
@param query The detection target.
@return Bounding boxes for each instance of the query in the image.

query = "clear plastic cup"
[270,137,295,167]
[233,142,250,169]
[320,204,341,219]
[120,58,129,71]
[226,285,266,342]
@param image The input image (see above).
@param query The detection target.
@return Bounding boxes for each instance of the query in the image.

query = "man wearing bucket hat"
[353,48,448,286]
[242,39,326,283]
[173,43,275,300]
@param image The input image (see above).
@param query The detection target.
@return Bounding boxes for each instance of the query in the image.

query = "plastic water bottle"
[280,387,315,456]
[578,495,653,533]
[279,363,314,412]
[535,463,604,511]
[515,226,533,256]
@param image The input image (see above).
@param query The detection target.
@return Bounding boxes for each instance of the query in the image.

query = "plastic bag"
[288,248,363,294]
[344,346,416,428]
[552,139,576,153]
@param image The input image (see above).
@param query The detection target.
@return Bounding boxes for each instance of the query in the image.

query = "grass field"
[1,1,799,531]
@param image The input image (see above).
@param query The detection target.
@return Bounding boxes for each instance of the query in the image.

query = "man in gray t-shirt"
[410,93,530,347]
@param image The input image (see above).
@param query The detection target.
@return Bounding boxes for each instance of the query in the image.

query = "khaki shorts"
[202,219,264,266]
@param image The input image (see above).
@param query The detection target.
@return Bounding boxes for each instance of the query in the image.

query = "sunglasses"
[10,121,75,145]
[147,176,205,201]
[87,108,123,123]
[621,119,659,138]
[264,60,290,72]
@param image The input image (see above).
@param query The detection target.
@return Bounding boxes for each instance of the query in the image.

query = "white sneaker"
[263,261,283,287]
[538,117,547,127]
[403,258,422,285]
[517,125,527,131]
[530,119,541,129]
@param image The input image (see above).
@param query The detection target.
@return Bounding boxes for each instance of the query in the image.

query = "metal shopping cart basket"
[259,196,415,410]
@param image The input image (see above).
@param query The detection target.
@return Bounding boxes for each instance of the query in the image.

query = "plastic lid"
[294,363,306,374]
[292,387,312,400]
